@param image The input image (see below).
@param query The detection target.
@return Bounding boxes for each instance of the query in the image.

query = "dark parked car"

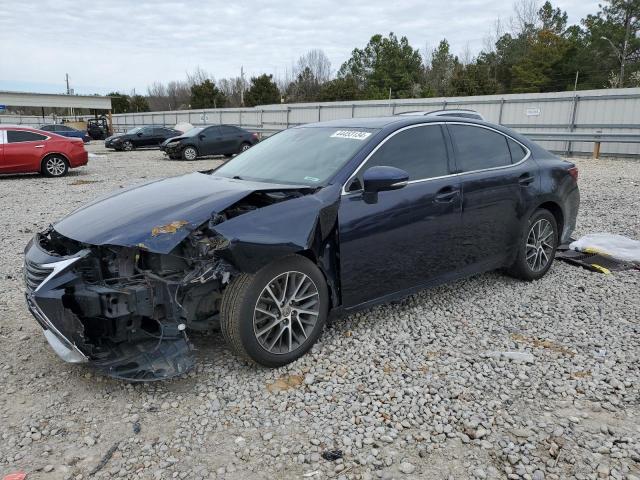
[161,124,259,160]
[105,126,181,151]
[24,116,579,380]
[39,124,92,143]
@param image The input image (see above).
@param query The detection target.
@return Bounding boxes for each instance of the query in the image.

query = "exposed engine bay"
[24,187,318,381]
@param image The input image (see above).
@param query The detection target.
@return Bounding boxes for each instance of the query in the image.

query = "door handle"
[34,145,45,148]
[434,187,460,203]
[519,173,535,186]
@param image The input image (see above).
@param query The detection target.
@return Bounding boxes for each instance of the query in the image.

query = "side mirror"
[136,131,143,137]
[361,166,409,203]
[199,134,206,140]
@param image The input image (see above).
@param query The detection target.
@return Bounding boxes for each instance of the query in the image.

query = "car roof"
[0,124,39,130]
[300,115,488,129]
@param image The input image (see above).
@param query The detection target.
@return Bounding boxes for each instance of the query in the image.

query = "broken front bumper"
[23,235,195,381]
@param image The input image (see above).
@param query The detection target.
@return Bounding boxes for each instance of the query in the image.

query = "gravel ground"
[0,144,638,480]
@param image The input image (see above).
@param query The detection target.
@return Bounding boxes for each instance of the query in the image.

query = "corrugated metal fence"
[3,87,640,156]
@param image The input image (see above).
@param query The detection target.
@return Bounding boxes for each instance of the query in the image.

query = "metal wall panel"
[52,87,640,155]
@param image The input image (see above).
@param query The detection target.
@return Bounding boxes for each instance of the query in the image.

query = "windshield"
[126,127,141,134]
[214,127,378,186]
[184,127,206,136]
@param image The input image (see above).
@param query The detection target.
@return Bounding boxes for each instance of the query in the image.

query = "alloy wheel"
[45,157,67,176]
[253,271,320,355]
[241,143,251,152]
[184,147,197,160]
[526,218,555,272]
[123,141,133,151]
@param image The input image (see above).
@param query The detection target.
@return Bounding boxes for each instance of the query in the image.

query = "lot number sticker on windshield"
[331,130,372,140]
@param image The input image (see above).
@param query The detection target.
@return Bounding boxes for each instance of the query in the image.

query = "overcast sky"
[0,0,600,95]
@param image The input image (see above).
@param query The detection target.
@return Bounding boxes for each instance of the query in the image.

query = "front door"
[3,130,48,173]
[338,124,463,308]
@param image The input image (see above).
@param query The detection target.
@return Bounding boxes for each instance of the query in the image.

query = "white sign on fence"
[526,107,541,116]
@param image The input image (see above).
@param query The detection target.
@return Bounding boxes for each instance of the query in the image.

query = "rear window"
[507,138,527,163]
[7,130,48,143]
[449,125,512,172]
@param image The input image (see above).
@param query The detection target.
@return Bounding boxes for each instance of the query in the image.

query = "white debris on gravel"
[0,144,638,480]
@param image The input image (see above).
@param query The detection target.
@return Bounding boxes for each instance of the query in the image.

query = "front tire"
[220,255,329,367]
[507,209,558,281]
[41,155,69,177]
[122,140,134,151]
[182,146,198,160]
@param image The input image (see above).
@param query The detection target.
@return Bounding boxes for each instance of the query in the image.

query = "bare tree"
[186,66,212,87]
[147,81,169,111]
[295,49,332,83]
[461,42,473,65]
[166,80,191,110]
[218,77,246,107]
[511,0,540,34]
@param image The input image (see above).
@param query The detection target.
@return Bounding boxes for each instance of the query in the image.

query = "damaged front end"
[23,172,342,381]
[24,225,235,381]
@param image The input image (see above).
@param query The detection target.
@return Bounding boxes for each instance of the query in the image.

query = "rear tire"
[507,209,558,281]
[41,155,69,177]
[239,142,251,153]
[220,255,329,367]
[182,146,198,160]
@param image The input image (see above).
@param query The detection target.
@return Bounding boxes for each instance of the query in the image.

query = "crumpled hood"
[53,173,308,253]
[161,136,186,146]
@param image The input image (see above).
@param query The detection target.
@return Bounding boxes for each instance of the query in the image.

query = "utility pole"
[573,71,579,92]
[240,66,245,107]
[65,73,70,94]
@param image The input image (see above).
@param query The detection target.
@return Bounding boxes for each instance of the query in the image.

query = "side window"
[141,127,153,135]
[220,125,239,135]
[449,125,511,172]
[204,126,221,136]
[59,125,72,131]
[154,127,168,135]
[361,125,450,182]
[7,130,47,143]
[507,138,527,163]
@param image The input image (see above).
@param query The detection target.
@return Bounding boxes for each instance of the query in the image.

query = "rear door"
[3,129,49,173]
[199,126,223,155]
[447,123,535,268]
[219,125,242,153]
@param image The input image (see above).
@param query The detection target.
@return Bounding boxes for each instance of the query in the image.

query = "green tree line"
[106,0,639,113]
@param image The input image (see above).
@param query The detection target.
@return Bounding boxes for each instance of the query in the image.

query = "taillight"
[252,133,259,139]
[568,166,578,182]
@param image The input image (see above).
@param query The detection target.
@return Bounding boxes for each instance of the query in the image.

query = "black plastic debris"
[321,449,343,461]
[555,249,637,273]
[133,422,141,434]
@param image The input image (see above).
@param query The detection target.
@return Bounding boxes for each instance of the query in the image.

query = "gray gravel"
[0,144,638,480]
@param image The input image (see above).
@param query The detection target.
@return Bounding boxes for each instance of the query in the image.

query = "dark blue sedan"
[39,124,91,143]
[24,115,580,380]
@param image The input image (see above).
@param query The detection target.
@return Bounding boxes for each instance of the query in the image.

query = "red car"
[0,125,88,177]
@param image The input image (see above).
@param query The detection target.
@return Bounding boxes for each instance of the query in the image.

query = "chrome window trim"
[5,129,51,144]
[341,121,531,196]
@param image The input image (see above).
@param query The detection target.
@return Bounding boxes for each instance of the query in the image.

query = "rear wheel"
[239,142,251,153]
[41,155,69,177]
[182,146,198,160]
[507,209,558,281]
[220,255,328,367]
